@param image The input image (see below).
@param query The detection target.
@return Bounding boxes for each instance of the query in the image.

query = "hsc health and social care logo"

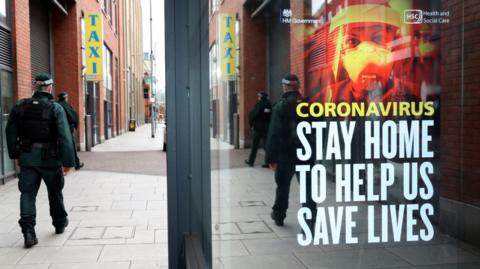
[404,9,423,24]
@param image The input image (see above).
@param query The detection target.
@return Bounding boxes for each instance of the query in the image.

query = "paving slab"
[0,124,169,268]
[211,161,480,269]
[99,244,168,263]
[17,246,102,264]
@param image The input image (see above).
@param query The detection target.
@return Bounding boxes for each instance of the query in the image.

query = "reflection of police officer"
[245,91,271,168]
[57,92,84,170]
[266,74,316,227]
[6,74,75,248]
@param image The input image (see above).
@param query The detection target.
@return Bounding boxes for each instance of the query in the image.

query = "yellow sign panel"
[85,13,103,81]
[218,14,236,81]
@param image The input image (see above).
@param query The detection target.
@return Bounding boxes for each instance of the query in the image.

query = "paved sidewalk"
[211,149,480,269]
[0,124,168,269]
[92,123,164,152]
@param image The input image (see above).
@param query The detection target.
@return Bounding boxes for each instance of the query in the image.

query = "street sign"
[218,14,236,81]
[85,13,103,81]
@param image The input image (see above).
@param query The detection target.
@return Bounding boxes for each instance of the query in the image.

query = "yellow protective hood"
[330,4,402,33]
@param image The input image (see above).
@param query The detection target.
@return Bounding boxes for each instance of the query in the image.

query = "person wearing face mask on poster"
[311,1,421,104]
[306,1,431,205]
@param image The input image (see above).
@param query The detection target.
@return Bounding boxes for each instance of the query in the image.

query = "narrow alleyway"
[0,124,168,269]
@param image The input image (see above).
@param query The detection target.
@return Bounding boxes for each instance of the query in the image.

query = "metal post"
[150,0,155,138]
[85,115,92,151]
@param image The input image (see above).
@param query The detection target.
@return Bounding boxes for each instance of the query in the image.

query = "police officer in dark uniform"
[57,92,84,170]
[6,73,75,248]
[245,91,271,168]
[266,74,317,227]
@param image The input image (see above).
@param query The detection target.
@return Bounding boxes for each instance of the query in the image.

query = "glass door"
[209,1,480,268]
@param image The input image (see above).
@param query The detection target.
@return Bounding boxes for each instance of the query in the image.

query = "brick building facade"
[6,0,143,154]
[209,0,268,148]
[123,0,145,130]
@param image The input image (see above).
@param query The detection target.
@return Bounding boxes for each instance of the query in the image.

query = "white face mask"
[342,41,394,85]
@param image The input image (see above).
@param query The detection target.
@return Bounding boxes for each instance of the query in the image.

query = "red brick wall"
[239,7,266,146]
[58,0,123,143]
[11,0,32,99]
[11,0,126,146]
[52,4,84,145]
[441,0,480,205]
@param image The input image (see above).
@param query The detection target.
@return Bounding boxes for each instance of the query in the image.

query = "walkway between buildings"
[211,148,480,269]
[0,124,167,269]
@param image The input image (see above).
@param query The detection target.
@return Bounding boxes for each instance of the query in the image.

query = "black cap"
[34,73,53,86]
[257,91,268,98]
[281,74,299,85]
[58,92,68,100]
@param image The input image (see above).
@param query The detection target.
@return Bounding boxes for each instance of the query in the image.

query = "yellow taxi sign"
[85,13,103,81]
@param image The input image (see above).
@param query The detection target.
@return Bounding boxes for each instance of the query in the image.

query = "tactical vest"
[17,99,58,151]
[285,95,304,147]
[260,105,271,122]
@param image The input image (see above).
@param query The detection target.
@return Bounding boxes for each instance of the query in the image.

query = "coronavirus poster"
[289,0,443,246]
[295,102,436,245]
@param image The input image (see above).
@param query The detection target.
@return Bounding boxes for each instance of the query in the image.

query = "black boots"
[55,218,69,234]
[270,211,284,226]
[24,232,38,248]
[23,218,69,248]
[75,162,84,170]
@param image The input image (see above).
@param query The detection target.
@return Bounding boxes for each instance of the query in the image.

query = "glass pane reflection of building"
[209,0,480,268]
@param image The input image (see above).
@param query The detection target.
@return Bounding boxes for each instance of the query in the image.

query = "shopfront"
[166,0,480,268]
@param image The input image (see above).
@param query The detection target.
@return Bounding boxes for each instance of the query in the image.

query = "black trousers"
[247,131,267,165]
[18,166,68,234]
[272,162,317,223]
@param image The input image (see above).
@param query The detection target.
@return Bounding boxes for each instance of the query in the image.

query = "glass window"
[112,0,117,33]
[210,0,219,17]
[210,0,480,268]
[103,44,112,101]
[1,70,13,176]
[0,0,10,28]
[102,0,111,19]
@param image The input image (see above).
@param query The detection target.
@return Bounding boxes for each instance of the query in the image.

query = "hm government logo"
[404,9,423,24]
[280,8,321,25]
[282,9,292,18]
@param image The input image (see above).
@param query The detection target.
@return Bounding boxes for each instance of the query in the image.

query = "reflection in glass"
[0,0,6,26]
[209,0,480,268]
[2,70,13,176]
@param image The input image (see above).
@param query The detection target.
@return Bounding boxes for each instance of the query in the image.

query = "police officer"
[6,73,75,248]
[57,92,84,170]
[245,91,271,168]
[266,74,317,227]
